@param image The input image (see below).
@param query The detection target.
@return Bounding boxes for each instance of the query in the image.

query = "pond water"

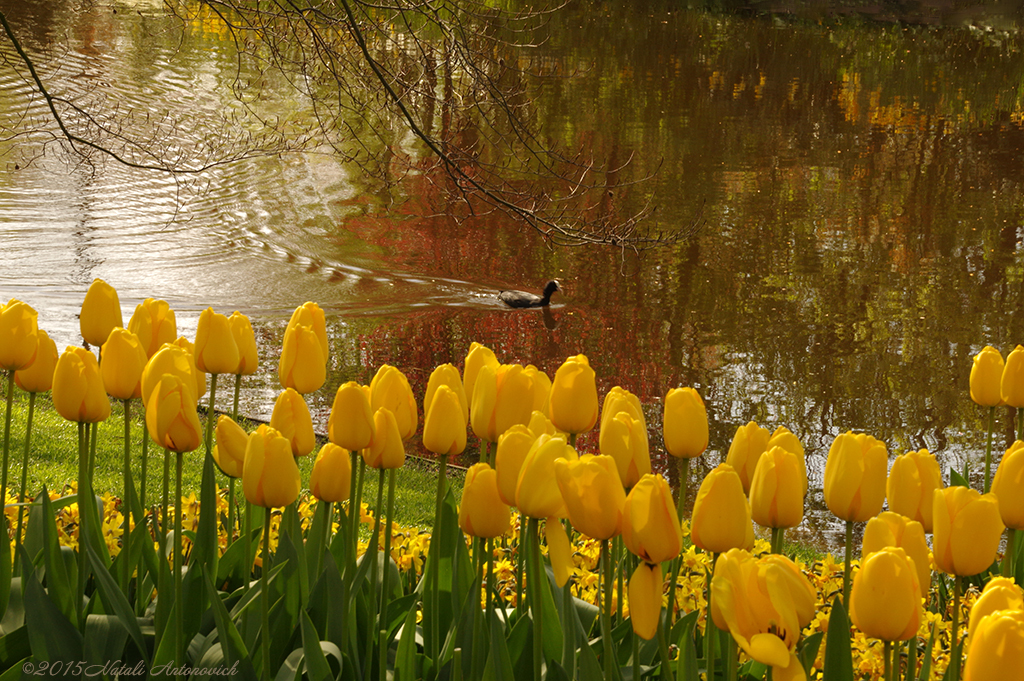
[3,0,1024,549]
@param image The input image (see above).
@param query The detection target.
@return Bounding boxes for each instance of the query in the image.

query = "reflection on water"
[3,0,1024,549]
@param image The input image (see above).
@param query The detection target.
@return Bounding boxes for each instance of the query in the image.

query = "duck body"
[498,280,561,308]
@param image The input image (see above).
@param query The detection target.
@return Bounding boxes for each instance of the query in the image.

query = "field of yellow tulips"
[0,283,1022,681]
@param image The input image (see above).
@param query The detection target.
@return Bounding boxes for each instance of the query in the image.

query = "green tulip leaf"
[394,600,420,681]
[798,630,824,676]
[273,647,308,681]
[217,528,250,588]
[37,487,74,623]
[506,609,534,681]
[822,596,854,681]
[20,549,83,663]
[202,566,259,680]
[0,626,30,669]
[917,621,937,681]
[0,657,28,681]
[671,610,699,681]
[299,610,342,681]
[191,453,220,587]
[304,500,330,587]
[84,614,130,667]
[950,467,970,489]
[482,608,516,681]
[85,541,148,662]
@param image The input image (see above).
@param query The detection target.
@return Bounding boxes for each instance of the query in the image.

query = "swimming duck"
[498,280,561,308]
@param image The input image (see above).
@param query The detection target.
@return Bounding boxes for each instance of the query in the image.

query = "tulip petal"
[749,633,792,669]
[628,562,663,641]
[545,517,572,587]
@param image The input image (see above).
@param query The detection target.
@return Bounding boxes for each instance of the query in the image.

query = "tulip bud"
[724,421,770,493]
[127,298,177,358]
[523,365,551,416]
[142,344,199,410]
[422,385,467,457]
[279,323,326,394]
[549,354,599,435]
[79,279,122,348]
[750,446,805,531]
[14,329,57,394]
[886,449,943,532]
[145,373,202,452]
[425,363,469,427]
[767,427,807,493]
[229,311,259,375]
[287,302,328,361]
[600,411,651,489]
[622,473,681,564]
[515,434,577,519]
[823,431,888,523]
[458,462,510,539]
[554,454,625,540]
[213,415,247,478]
[464,342,499,410]
[328,381,375,451]
[850,547,923,642]
[495,424,536,506]
[963,610,1024,681]
[194,308,241,375]
[600,386,644,432]
[691,463,753,553]
[971,345,1005,407]
[363,408,405,469]
[993,441,1024,530]
[309,442,352,504]
[628,561,663,641]
[52,346,111,423]
[172,336,206,399]
[0,299,39,371]
[370,365,418,441]
[244,424,302,508]
[270,388,316,456]
[100,328,148,400]
[471,364,534,443]
[968,577,1024,642]
[861,512,931,605]
[933,486,1004,576]
[663,387,709,459]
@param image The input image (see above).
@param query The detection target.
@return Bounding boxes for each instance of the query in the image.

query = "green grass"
[0,390,462,529]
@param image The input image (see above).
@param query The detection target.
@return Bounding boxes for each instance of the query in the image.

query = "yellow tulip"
[1003,345,1024,408]
[993,441,1024,530]
[750,446,805,530]
[328,381,375,451]
[971,345,1005,407]
[458,462,510,539]
[370,365,418,441]
[363,408,405,469]
[524,365,551,416]
[622,473,681,564]
[515,434,577,519]
[767,427,807,493]
[287,302,328,360]
[472,364,534,442]
[494,424,536,506]
[600,411,651,489]
[127,298,177,358]
[711,549,816,670]
[52,346,110,423]
[145,373,202,452]
[963,610,1024,681]
[663,387,709,458]
[14,329,57,394]
[933,486,1005,576]
[968,577,1024,642]
[548,354,599,435]
[309,442,352,504]
[270,388,316,457]
[691,463,754,554]
[425,363,469,426]
[243,424,301,508]
[213,415,248,478]
[823,431,888,523]
[554,454,625,540]
[194,308,240,375]
[628,561,663,640]
[528,410,558,437]
[229,311,259,375]
[861,512,932,603]
[546,518,573,588]
[422,385,467,457]
[464,342,499,411]
[141,344,199,410]
[724,421,770,493]
[100,328,148,400]
[886,448,943,532]
[279,323,326,394]
[849,547,923,642]
[600,386,643,432]
[0,299,39,371]
[172,336,206,399]
[79,279,122,348]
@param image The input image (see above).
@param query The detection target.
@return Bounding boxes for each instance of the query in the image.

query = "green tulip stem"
[77,421,88,624]
[675,456,690,521]
[471,536,485,681]
[616,535,625,626]
[369,467,386,617]
[1004,529,1018,578]
[842,520,854,612]
[348,450,359,557]
[15,391,36,557]
[480,439,489,464]
[656,605,676,681]
[244,500,253,595]
[952,575,962,681]
[563,519,577,680]
[907,633,918,681]
[726,632,738,681]
[261,506,272,681]
[569,432,577,448]
[667,456,691,625]
[528,517,543,681]
[1018,408,1024,443]
[883,640,892,681]
[317,500,331,581]
[2,369,15,511]
[89,422,98,487]
[706,553,719,681]
[227,477,236,542]
[174,450,184,681]
[485,536,495,636]
[516,510,526,614]
[232,373,241,421]
[140,433,149,527]
[601,538,616,681]
[378,468,397,681]
[770,526,785,554]
[430,454,449,666]
[632,614,640,681]
[121,398,134,595]
[354,456,366,558]
[984,406,995,493]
